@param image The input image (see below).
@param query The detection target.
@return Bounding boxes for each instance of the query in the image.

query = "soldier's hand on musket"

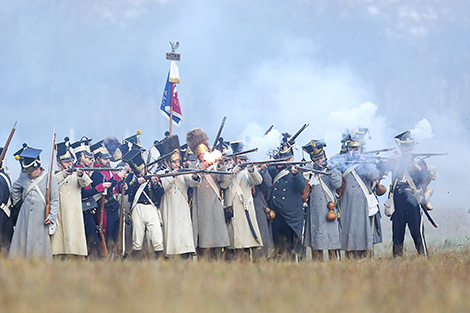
[121,182,128,192]
[138,177,147,184]
[61,168,72,178]
[247,164,255,173]
[260,163,268,171]
[76,168,84,177]
[102,182,112,189]
[150,175,160,185]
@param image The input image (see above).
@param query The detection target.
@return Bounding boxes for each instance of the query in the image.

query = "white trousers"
[131,203,163,251]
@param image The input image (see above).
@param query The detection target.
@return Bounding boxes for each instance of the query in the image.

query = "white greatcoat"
[161,174,201,255]
[51,171,92,256]
[9,171,59,259]
[220,168,263,249]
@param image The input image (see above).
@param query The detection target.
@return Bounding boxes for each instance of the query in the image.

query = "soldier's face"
[99,157,110,167]
[170,160,180,170]
[81,156,93,167]
[314,156,325,165]
[28,167,42,179]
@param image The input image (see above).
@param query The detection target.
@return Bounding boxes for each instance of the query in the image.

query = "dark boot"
[154,250,164,260]
[130,249,143,260]
[393,243,403,257]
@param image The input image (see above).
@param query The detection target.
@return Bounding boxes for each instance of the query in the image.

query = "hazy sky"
[1,0,469,208]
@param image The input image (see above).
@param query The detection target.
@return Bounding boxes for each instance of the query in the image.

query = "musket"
[408,152,448,159]
[113,178,126,259]
[289,123,310,142]
[70,167,124,172]
[212,116,227,151]
[295,167,331,176]
[234,157,291,168]
[45,126,56,220]
[98,190,108,258]
[220,148,258,160]
[264,125,274,136]
[144,169,233,180]
[0,121,17,166]
[146,150,175,167]
[363,148,395,155]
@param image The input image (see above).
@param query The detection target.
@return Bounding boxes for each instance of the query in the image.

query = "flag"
[160,61,182,126]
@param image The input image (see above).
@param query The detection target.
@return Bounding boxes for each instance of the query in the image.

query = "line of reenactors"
[0,125,439,260]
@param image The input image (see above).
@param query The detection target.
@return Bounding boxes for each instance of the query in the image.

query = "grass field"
[1,208,468,313]
[1,247,469,313]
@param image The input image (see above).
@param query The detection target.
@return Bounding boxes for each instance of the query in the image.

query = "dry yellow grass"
[0,249,469,313]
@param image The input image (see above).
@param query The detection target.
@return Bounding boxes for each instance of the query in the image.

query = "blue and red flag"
[160,61,182,126]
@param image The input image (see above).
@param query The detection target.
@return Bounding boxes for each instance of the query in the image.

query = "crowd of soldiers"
[0,125,438,261]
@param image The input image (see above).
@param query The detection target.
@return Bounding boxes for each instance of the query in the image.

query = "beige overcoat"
[51,171,92,256]
[220,168,263,249]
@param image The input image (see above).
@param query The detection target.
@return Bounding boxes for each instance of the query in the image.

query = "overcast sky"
[0,0,469,209]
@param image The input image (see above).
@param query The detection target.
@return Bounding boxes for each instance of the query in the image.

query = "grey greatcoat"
[220,167,263,249]
[303,167,343,250]
[9,171,60,259]
[340,163,379,251]
[192,168,230,249]
[253,169,274,257]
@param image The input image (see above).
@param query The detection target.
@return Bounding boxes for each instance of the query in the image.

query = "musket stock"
[295,167,331,176]
[98,193,108,258]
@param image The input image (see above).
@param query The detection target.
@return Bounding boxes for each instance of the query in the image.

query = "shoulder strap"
[318,175,335,203]
[131,182,148,210]
[273,168,290,183]
[23,172,46,202]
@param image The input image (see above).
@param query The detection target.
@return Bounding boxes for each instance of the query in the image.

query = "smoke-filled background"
[1,0,469,241]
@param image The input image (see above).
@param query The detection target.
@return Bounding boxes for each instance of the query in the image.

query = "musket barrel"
[0,121,17,165]
[212,116,227,151]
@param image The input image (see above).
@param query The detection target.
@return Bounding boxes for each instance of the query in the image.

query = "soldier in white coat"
[219,141,263,259]
[157,135,201,258]
[51,138,92,258]
[9,145,59,259]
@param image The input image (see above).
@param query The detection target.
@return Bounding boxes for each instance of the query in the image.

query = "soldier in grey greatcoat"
[302,140,342,261]
[339,138,380,259]
[9,145,59,259]
[253,164,274,259]
[187,128,230,260]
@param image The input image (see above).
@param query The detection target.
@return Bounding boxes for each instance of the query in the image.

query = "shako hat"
[394,131,415,149]
[215,138,231,155]
[156,135,181,162]
[123,130,145,151]
[180,143,196,162]
[273,133,295,159]
[56,137,74,162]
[122,148,146,176]
[303,139,326,161]
[14,143,42,173]
[91,140,112,159]
[230,140,247,160]
[186,128,210,158]
[71,137,93,160]
[340,131,352,155]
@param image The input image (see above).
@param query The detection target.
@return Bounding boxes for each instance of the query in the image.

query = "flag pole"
[169,101,173,136]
